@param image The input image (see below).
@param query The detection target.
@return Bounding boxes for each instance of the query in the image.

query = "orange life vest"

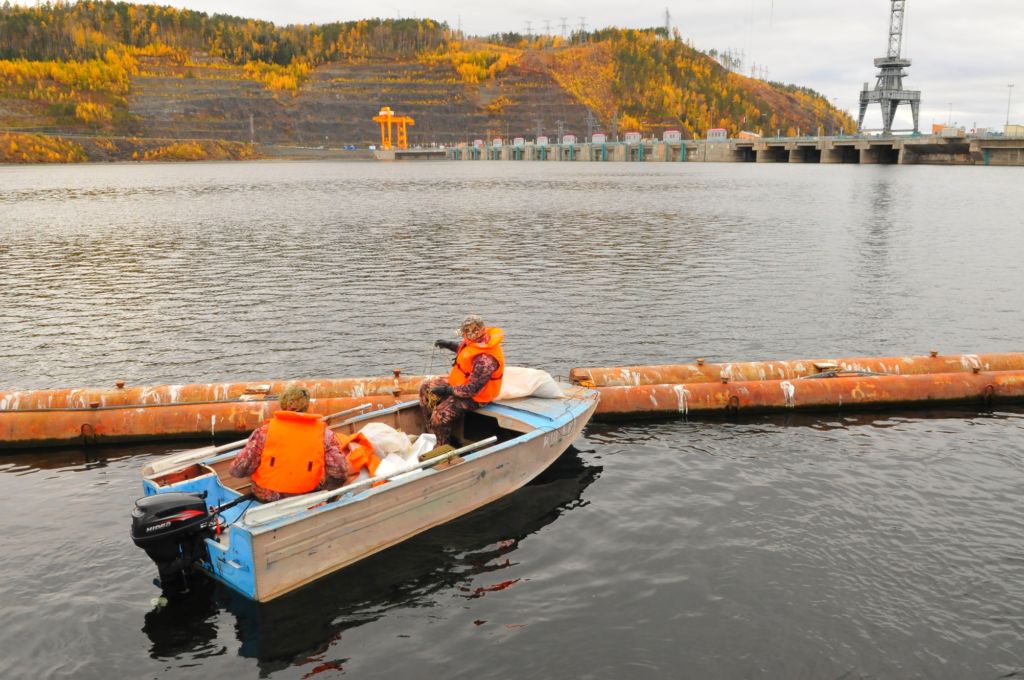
[252,411,326,495]
[337,431,380,478]
[448,327,505,404]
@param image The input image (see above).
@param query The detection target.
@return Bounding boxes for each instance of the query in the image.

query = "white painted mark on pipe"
[673,385,689,415]
[961,354,981,370]
[780,381,796,408]
[617,368,641,386]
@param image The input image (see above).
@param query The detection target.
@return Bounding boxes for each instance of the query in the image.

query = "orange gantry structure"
[372,106,415,150]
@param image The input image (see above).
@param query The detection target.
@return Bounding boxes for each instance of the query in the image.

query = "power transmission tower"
[857,0,921,134]
[556,119,565,143]
[560,17,568,39]
[544,19,552,35]
[578,17,586,43]
[535,118,544,139]
[664,7,671,36]
[525,21,532,39]
[585,109,597,141]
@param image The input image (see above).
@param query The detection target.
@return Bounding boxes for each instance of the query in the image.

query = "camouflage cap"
[460,314,485,333]
[279,385,311,412]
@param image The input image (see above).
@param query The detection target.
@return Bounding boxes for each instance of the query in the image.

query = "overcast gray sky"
[162,0,1021,130]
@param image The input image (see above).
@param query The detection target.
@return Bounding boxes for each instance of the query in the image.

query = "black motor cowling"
[131,492,212,595]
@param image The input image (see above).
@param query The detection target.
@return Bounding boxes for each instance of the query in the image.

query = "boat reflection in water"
[141,580,221,661]
[141,448,601,671]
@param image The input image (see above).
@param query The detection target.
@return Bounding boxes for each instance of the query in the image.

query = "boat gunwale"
[240,390,598,535]
[141,388,598,533]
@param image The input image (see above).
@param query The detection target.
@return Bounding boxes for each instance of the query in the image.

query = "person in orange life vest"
[419,314,505,446]
[229,385,348,503]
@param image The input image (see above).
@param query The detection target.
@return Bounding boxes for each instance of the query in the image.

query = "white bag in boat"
[497,366,564,400]
[374,452,419,479]
[359,422,413,459]
[409,433,437,460]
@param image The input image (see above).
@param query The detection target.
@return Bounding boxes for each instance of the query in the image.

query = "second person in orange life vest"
[229,385,349,503]
[419,314,505,446]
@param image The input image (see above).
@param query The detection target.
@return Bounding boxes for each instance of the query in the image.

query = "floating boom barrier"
[0,374,426,449]
[4,352,1024,449]
[569,352,1024,387]
[570,352,1024,419]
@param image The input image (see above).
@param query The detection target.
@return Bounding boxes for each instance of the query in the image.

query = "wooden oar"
[141,403,374,479]
[241,436,498,527]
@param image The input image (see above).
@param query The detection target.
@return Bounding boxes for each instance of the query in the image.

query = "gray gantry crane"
[857,0,921,135]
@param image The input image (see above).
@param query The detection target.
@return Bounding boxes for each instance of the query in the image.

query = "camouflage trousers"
[418,377,482,446]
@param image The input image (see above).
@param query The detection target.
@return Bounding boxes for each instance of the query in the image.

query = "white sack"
[410,433,437,460]
[359,422,413,459]
[374,452,419,479]
[496,366,564,400]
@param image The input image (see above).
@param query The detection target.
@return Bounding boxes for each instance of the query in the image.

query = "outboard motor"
[131,492,213,596]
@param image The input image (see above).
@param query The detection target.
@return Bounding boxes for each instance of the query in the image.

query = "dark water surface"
[1,161,1023,679]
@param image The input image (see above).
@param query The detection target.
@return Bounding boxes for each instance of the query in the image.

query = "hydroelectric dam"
[422,134,1024,166]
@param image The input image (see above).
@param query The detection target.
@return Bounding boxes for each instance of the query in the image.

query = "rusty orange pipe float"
[0,373,432,449]
[590,370,1024,419]
[0,374,429,411]
[570,352,1024,387]
[0,395,410,449]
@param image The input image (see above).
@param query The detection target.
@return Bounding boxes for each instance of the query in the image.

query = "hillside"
[127,51,591,146]
[0,3,854,161]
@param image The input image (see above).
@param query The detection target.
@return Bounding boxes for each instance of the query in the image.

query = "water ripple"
[2,162,1024,679]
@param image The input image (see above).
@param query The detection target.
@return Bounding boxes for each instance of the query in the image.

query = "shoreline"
[0,130,378,163]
